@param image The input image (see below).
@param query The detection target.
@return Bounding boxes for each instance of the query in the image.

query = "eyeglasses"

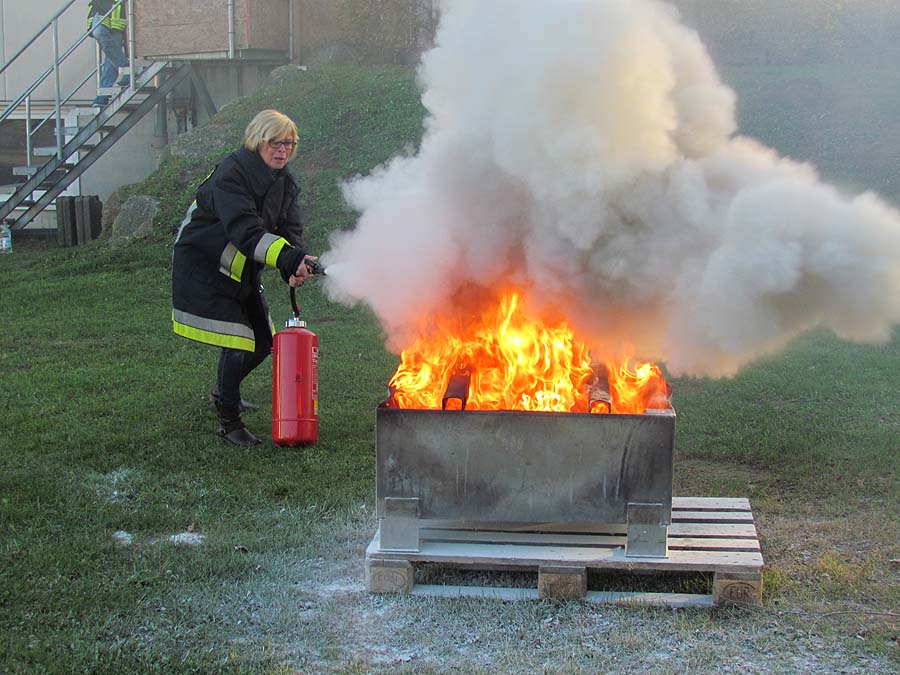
[268,139,298,150]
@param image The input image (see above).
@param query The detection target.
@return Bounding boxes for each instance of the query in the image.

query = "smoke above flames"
[321,0,900,377]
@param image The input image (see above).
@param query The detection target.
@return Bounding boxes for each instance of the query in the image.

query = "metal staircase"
[0,61,213,230]
[0,0,216,232]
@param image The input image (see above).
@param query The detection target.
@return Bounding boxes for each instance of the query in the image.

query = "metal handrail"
[32,73,96,135]
[1,0,132,165]
[0,22,96,124]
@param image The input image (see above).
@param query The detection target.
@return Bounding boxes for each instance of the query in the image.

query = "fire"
[388,289,671,414]
[606,359,671,413]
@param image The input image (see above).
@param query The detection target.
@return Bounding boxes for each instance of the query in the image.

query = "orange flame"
[388,289,670,414]
[606,359,671,414]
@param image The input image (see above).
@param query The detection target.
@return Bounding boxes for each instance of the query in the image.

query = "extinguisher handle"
[290,285,300,317]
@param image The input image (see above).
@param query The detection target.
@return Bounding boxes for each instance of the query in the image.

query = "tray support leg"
[626,502,669,558]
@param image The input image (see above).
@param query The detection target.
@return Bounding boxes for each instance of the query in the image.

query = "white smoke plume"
[322,0,900,377]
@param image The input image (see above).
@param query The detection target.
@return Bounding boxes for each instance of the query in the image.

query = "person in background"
[172,109,316,447]
[87,0,129,106]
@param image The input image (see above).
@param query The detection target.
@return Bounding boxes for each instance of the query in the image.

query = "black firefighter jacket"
[172,146,307,352]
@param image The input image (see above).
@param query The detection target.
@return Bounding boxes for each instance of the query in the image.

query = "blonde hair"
[243,109,298,159]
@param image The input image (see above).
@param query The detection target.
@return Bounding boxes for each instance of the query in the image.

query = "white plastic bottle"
[0,219,11,254]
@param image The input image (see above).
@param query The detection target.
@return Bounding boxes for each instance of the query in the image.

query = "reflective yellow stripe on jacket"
[219,243,247,282]
[217,233,289,283]
[254,233,290,268]
[172,309,255,351]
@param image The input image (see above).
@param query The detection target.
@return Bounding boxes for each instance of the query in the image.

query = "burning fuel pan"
[375,403,675,558]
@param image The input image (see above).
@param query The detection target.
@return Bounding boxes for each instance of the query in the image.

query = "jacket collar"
[233,146,295,196]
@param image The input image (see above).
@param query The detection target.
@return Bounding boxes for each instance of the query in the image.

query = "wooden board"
[408,585,715,609]
[366,497,764,606]
[368,539,762,572]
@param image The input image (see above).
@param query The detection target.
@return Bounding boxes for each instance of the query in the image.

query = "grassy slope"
[0,65,898,673]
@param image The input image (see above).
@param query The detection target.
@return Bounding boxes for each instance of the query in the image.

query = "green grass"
[724,63,900,199]
[1,64,899,673]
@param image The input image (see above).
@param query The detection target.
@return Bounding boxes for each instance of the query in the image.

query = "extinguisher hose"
[290,286,300,318]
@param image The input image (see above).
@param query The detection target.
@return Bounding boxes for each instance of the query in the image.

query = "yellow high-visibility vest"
[87,1,126,32]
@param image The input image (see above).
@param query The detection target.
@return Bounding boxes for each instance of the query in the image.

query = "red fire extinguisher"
[272,285,318,446]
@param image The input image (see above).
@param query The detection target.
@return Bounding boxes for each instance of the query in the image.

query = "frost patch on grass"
[370,647,416,665]
[117,508,899,674]
[84,467,140,505]
[112,530,134,546]
[317,579,365,595]
[170,532,205,546]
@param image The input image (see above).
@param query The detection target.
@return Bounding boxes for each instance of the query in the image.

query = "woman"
[172,109,315,446]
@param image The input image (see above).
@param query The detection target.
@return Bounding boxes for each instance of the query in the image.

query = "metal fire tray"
[375,404,675,557]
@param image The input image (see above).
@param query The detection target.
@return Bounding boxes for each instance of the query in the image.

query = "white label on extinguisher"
[311,346,319,409]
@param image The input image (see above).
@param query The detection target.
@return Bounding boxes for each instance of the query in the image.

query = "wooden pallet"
[366,497,764,607]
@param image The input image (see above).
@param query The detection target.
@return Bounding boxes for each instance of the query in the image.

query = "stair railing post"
[25,95,33,170]
[52,18,64,161]
[126,0,135,92]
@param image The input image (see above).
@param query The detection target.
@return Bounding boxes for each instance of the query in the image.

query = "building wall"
[0,0,97,103]
[295,0,437,65]
[135,0,289,59]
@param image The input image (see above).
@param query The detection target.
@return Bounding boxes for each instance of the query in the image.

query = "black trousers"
[216,291,273,410]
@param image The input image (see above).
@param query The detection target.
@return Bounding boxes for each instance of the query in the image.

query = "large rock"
[160,121,236,163]
[106,195,161,243]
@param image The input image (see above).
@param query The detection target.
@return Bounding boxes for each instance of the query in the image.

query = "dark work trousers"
[216,290,273,410]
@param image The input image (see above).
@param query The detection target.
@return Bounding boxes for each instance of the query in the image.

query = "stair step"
[63,125,106,135]
[33,146,63,157]
[33,143,98,156]
[0,183,61,195]
[13,163,75,176]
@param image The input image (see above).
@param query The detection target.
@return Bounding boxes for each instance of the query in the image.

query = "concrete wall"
[77,113,160,203]
[192,62,280,110]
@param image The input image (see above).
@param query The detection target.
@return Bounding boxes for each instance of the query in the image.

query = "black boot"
[215,404,262,446]
[210,385,257,413]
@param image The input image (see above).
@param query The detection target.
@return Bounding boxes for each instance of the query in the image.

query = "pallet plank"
[672,497,751,511]
[379,540,763,573]
[668,537,760,552]
[672,511,755,523]
[408,585,714,608]
[669,522,758,538]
